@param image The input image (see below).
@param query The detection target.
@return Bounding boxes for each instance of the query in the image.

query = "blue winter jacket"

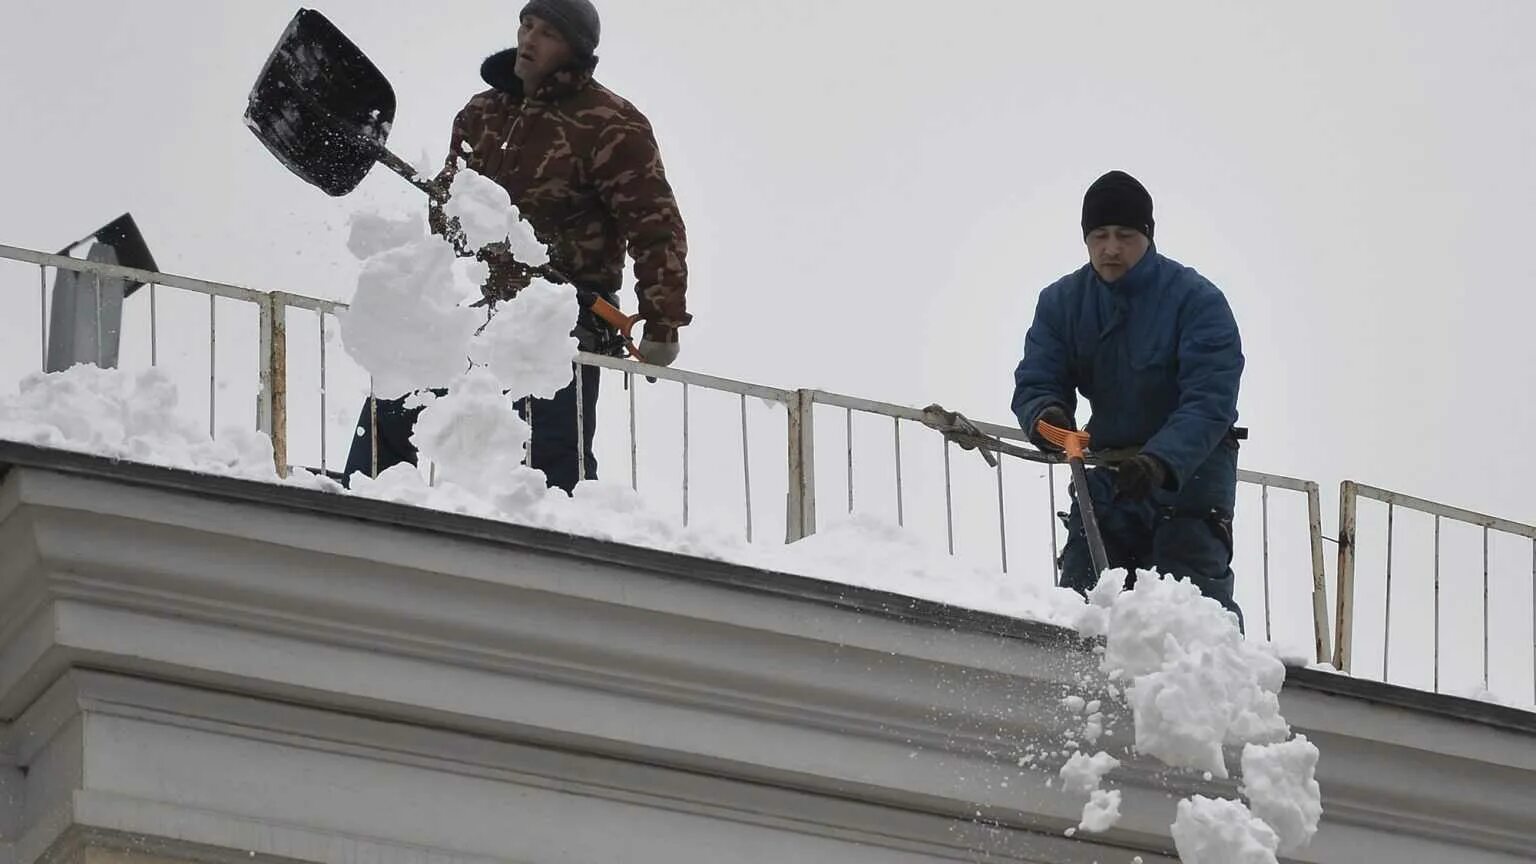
[1011,247,1243,491]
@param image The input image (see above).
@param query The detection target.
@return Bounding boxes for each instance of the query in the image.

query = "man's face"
[514,15,576,84]
[1086,226,1150,283]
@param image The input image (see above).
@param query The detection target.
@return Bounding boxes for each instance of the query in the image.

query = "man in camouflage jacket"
[345,0,689,493]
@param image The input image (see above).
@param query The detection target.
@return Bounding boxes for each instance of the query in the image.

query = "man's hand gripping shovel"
[1035,421,1112,579]
[586,296,648,364]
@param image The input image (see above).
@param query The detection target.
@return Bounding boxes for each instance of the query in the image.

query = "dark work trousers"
[341,370,600,494]
[1058,440,1245,631]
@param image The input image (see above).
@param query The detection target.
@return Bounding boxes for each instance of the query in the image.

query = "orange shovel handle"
[588,296,648,362]
[1035,420,1090,460]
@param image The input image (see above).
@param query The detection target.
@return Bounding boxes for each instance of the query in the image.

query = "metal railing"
[2,243,343,477]
[0,241,1456,678]
[1336,482,1536,698]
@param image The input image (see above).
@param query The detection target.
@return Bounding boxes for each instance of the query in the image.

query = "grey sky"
[2,2,1533,687]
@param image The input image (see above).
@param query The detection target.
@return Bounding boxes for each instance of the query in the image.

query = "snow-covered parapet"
[0,364,329,489]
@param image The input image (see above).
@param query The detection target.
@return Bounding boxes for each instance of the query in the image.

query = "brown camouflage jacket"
[435,51,690,339]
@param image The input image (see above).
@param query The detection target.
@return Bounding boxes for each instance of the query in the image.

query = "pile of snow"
[0,365,327,489]
[756,514,1088,628]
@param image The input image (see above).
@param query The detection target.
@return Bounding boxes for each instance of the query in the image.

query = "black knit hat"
[520,0,601,61]
[1081,171,1155,240]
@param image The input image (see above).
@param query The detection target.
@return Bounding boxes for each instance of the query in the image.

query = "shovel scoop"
[244,8,439,200]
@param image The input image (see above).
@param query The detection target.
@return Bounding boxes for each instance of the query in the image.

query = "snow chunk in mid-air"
[1059,750,1120,795]
[1071,568,1126,638]
[1078,788,1122,834]
[468,278,579,399]
[1098,574,1289,777]
[338,215,480,399]
[410,368,550,512]
[1060,750,1123,834]
[1171,796,1280,864]
[444,169,549,265]
[1241,736,1323,853]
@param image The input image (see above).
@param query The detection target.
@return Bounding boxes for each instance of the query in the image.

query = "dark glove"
[476,244,532,303]
[1029,405,1075,451]
[1114,453,1169,500]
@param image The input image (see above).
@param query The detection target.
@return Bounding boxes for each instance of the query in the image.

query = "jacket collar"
[1090,243,1161,294]
[479,48,595,103]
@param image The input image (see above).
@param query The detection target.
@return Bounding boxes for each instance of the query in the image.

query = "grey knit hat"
[520,0,601,61]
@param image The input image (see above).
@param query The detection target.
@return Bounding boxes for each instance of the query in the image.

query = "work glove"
[1029,405,1075,451]
[638,325,680,368]
[1114,453,1169,500]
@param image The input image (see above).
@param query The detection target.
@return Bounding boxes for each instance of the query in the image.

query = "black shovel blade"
[244,9,396,197]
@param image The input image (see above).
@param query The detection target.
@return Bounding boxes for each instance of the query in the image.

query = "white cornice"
[0,453,1533,863]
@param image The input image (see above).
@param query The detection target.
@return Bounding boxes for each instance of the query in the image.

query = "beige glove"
[639,338,680,367]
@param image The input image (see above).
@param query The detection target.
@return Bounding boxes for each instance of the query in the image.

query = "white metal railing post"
[1306,482,1332,666]
[1335,480,1359,672]
[208,293,217,438]
[38,265,47,369]
[786,388,817,542]
[257,295,273,437]
[256,293,288,477]
[1262,483,1273,642]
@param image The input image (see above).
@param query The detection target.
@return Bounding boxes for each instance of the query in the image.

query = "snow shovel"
[1036,420,1111,578]
[244,8,443,202]
[245,10,652,352]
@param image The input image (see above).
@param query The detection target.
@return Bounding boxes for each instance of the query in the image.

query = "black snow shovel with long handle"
[243,9,602,310]
[1036,420,1112,579]
[244,9,443,202]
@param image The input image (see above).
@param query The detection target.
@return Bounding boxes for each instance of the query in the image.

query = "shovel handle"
[588,296,648,362]
[1035,420,1091,460]
[1037,420,1112,576]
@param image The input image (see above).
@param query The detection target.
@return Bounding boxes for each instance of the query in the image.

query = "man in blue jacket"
[1012,171,1246,625]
